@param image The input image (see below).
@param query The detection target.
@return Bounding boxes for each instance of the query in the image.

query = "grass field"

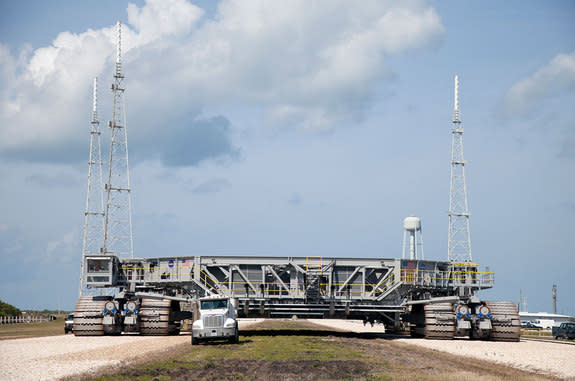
[84,320,554,381]
[521,329,552,337]
[0,316,67,340]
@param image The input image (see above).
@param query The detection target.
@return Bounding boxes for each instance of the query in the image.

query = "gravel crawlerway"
[395,337,575,380]
[0,319,263,381]
[309,319,575,380]
[0,333,189,380]
[2,319,574,380]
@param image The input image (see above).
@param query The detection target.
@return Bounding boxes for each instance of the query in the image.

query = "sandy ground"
[310,319,575,380]
[2,318,574,380]
[307,318,387,333]
[0,334,189,381]
[396,338,575,380]
[0,319,262,381]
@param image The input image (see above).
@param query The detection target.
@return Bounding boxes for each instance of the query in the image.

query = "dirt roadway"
[0,319,573,380]
[0,333,190,380]
[310,319,575,380]
[80,320,566,381]
[0,319,262,381]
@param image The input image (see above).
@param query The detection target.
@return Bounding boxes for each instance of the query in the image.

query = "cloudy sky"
[1,0,574,314]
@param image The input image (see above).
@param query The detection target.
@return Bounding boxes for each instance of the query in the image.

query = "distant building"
[519,312,574,328]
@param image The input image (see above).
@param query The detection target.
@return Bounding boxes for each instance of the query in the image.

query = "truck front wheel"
[191,336,199,345]
[229,325,239,344]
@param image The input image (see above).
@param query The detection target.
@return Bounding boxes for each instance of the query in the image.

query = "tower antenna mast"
[103,21,134,259]
[448,75,472,262]
[79,77,105,296]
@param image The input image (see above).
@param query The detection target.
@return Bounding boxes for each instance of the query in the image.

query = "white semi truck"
[191,296,239,345]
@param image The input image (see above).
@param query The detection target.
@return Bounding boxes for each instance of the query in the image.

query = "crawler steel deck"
[85,255,494,324]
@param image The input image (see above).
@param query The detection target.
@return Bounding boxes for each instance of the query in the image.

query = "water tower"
[402,216,424,260]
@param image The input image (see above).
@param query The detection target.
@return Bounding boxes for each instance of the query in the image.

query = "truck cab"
[64,314,74,334]
[552,322,575,340]
[191,296,238,345]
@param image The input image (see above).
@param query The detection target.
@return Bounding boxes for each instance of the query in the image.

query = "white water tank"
[403,216,421,231]
[402,216,424,260]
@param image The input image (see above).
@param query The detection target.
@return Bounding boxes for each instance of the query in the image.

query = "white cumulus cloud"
[502,52,575,118]
[0,0,444,163]
[127,0,204,45]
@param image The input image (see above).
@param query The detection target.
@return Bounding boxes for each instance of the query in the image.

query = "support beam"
[267,265,290,293]
[338,266,362,293]
[376,281,401,301]
[218,266,230,278]
[289,261,306,274]
[191,277,216,296]
[369,269,393,297]
[231,265,258,293]
[201,266,229,291]
[405,296,460,305]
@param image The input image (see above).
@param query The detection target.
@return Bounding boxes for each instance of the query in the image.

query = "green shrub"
[0,300,21,317]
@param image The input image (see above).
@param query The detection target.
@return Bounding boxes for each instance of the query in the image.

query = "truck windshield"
[200,300,228,310]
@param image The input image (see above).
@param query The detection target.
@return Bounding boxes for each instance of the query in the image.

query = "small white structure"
[519,312,574,328]
[402,216,424,260]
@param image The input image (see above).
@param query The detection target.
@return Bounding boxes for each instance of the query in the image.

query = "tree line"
[0,299,21,316]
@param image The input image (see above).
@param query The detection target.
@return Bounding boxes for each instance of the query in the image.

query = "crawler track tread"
[424,302,455,340]
[139,298,171,335]
[73,296,106,336]
[485,301,520,342]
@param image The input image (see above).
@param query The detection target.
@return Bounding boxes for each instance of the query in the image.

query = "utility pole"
[448,75,472,263]
[552,284,557,314]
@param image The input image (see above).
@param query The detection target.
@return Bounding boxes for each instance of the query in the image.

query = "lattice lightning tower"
[448,75,472,263]
[79,77,105,296]
[103,21,134,259]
